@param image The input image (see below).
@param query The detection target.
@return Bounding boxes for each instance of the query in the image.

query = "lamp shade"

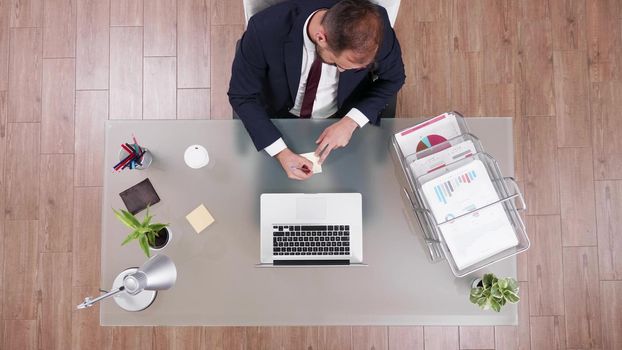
[123,254,177,295]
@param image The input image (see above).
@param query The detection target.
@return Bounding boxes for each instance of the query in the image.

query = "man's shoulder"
[248,0,338,32]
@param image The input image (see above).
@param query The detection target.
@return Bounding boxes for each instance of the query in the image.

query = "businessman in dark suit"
[228,0,405,180]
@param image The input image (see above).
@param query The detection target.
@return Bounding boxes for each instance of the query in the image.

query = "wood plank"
[103,327,154,350]
[39,154,74,252]
[2,220,38,319]
[110,0,143,26]
[517,0,550,20]
[388,326,423,350]
[211,0,243,25]
[72,286,108,349]
[37,252,72,350]
[76,0,109,90]
[153,327,203,350]
[591,82,622,179]
[352,326,388,350]
[553,50,591,147]
[529,316,566,350]
[458,326,494,349]
[523,117,560,215]
[413,0,451,22]
[494,326,518,350]
[177,0,210,88]
[595,180,622,280]
[5,123,40,220]
[550,0,587,50]
[517,20,555,116]
[562,247,602,348]
[8,27,42,123]
[423,327,458,350]
[517,281,530,350]
[41,58,75,153]
[558,147,597,246]
[0,0,9,90]
[0,92,6,310]
[43,0,76,58]
[527,215,565,316]
[9,0,42,27]
[144,57,176,119]
[450,51,483,116]
[282,327,318,350]
[600,281,622,350]
[72,187,102,287]
[145,0,176,56]
[177,89,210,119]
[3,320,37,350]
[586,0,622,82]
[110,26,143,119]
[318,326,352,350]
[394,0,414,87]
[202,327,247,349]
[451,0,482,52]
[246,327,282,349]
[396,85,416,117]
[210,25,243,119]
[74,90,107,187]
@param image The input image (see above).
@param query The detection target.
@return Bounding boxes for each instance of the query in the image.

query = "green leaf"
[121,209,141,228]
[113,208,138,229]
[483,273,495,288]
[504,290,520,303]
[139,235,151,258]
[491,285,503,299]
[142,212,153,226]
[149,224,167,234]
[147,232,156,246]
[507,278,518,292]
[498,278,509,290]
[490,298,501,312]
[121,233,136,246]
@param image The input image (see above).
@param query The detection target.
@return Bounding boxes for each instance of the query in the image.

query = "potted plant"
[114,207,171,258]
[469,273,520,312]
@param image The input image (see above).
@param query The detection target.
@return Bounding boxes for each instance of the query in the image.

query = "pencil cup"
[118,144,153,170]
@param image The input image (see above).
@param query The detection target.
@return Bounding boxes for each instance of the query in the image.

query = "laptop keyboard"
[272,225,350,256]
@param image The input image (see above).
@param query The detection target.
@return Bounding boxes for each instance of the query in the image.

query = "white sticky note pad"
[186,204,215,234]
[300,152,322,174]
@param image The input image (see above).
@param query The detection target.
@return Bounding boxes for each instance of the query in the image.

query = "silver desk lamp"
[77,254,177,311]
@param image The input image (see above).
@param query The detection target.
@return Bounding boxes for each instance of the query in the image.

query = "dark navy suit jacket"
[228,0,406,151]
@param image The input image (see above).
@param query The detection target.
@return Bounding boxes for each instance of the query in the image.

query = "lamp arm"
[76,286,125,309]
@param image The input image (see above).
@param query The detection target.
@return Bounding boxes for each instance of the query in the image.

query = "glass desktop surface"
[100,118,517,325]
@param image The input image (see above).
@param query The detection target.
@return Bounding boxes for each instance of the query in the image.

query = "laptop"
[259,193,364,266]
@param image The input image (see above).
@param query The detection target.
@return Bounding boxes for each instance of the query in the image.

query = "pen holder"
[118,144,153,170]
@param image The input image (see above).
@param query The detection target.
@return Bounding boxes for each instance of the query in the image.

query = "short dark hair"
[322,0,383,60]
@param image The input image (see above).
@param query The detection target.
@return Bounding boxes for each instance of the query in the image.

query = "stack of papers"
[421,160,518,269]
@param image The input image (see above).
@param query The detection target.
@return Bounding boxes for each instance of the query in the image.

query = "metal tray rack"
[391,112,530,277]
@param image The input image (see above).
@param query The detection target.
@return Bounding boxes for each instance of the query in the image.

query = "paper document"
[421,160,518,269]
[300,152,322,174]
[409,140,477,177]
[394,113,463,157]
[186,204,215,234]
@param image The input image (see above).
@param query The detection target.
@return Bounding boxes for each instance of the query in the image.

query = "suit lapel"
[284,39,303,102]
[338,69,369,107]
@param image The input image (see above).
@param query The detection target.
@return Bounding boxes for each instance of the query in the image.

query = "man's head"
[313,0,383,72]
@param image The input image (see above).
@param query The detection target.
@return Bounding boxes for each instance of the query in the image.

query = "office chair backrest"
[242,0,401,28]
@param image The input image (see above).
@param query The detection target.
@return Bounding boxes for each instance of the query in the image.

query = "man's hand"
[275,148,314,180]
[315,117,358,164]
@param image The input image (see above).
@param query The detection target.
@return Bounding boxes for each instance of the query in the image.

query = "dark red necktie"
[300,55,322,118]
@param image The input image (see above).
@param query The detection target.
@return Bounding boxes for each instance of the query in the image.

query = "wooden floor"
[0,0,621,349]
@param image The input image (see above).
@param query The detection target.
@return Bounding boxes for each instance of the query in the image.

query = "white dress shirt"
[264,11,370,157]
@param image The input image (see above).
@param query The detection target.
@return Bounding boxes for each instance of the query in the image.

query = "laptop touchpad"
[296,197,327,220]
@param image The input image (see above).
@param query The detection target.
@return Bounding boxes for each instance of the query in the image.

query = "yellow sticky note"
[300,152,322,174]
[186,204,215,234]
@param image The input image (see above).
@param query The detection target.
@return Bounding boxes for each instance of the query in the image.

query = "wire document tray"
[392,112,530,277]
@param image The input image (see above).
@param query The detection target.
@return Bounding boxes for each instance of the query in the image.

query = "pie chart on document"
[416,134,448,153]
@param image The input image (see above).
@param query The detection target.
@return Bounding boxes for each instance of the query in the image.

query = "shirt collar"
[303,10,319,54]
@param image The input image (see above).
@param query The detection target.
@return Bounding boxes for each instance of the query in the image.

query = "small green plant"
[114,207,168,258]
[470,273,520,312]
